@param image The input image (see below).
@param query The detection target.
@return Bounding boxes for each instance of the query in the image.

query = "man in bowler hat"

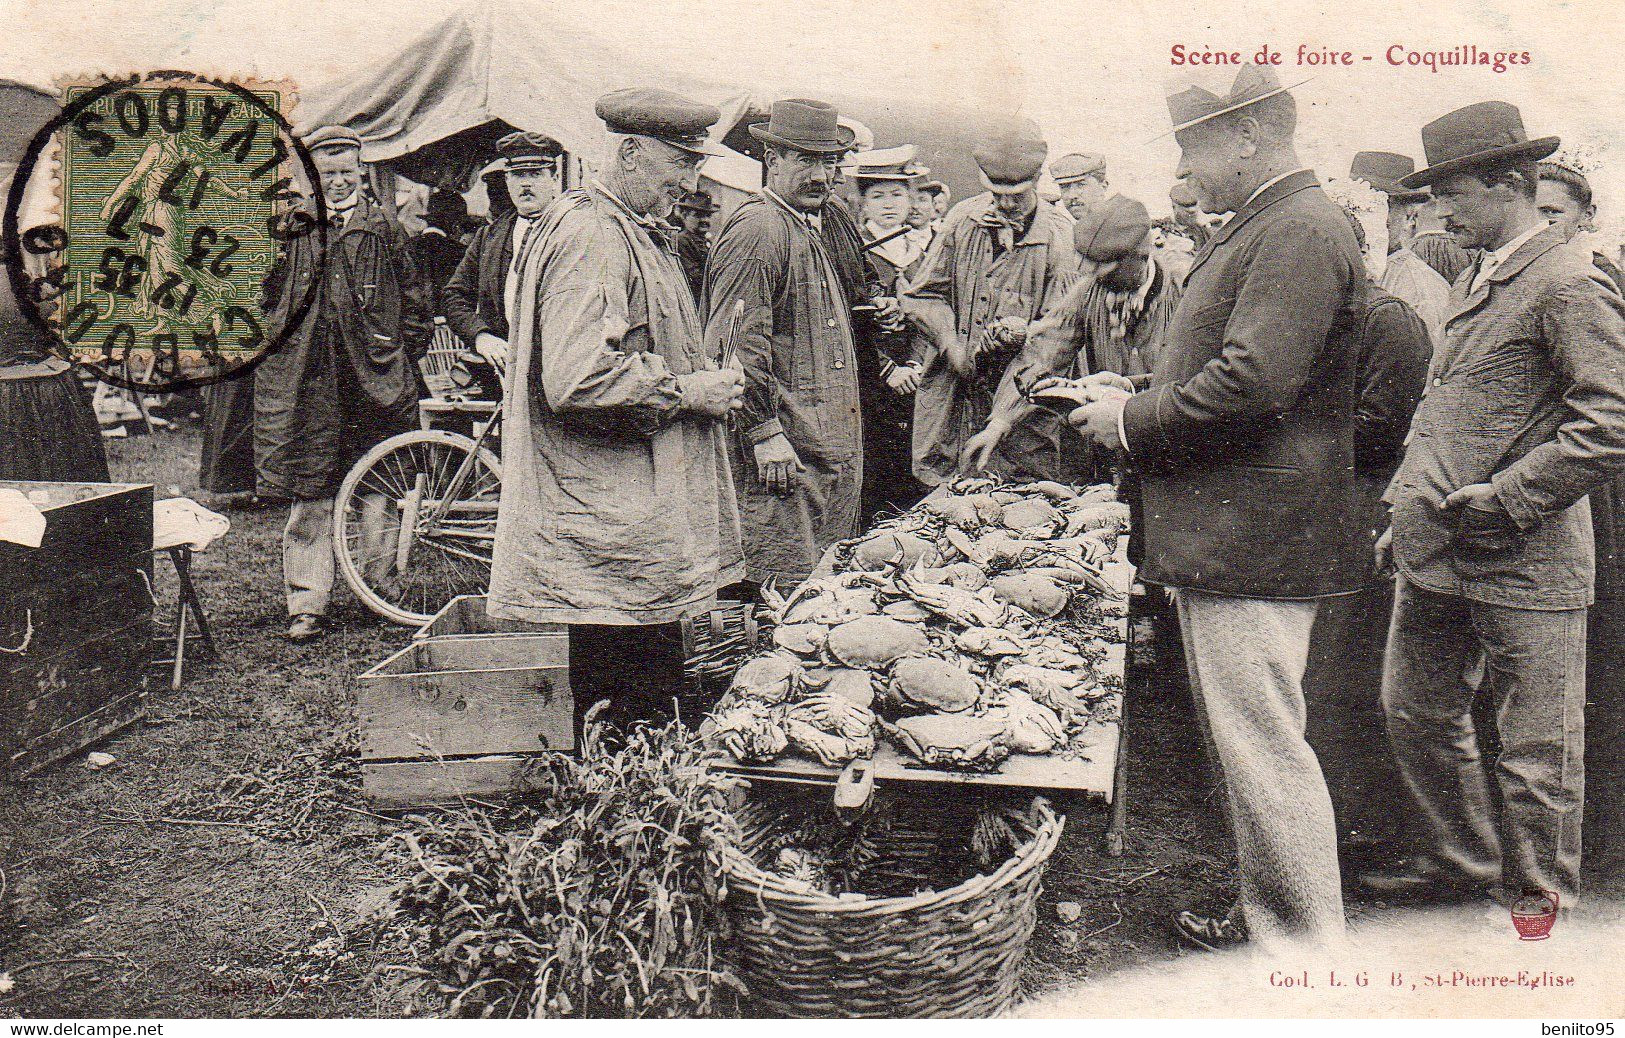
[1367,103,1625,910]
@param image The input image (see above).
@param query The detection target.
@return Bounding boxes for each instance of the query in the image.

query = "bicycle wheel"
[333,429,502,625]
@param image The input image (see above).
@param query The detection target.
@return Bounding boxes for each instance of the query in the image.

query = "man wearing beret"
[1051,152,1109,222]
[903,118,1080,485]
[257,125,431,642]
[487,89,746,739]
[1068,67,1367,951]
[1366,103,1625,911]
[442,130,563,373]
[703,99,865,585]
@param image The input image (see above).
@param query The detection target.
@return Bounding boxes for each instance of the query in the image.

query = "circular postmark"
[3,70,328,392]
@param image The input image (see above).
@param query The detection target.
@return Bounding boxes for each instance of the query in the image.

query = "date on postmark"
[3,70,327,391]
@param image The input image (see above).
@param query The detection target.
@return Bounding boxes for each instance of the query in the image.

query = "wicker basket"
[720,794,1064,1018]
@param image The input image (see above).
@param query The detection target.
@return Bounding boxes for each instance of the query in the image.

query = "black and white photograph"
[0,0,1619,1026]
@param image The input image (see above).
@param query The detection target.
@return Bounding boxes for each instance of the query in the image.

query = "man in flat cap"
[903,118,1080,485]
[1051,152,1109,222]
[487,89,746,739]
[704,98,864,586]
[1350,151,1452,343]
[257,124,431,642]
[442,130,563,373]
[1067,66,1367,951]
[670,188,718,304]
[1368,103,1625,912]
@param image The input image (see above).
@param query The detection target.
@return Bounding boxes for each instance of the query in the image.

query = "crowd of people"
[4,65,1622,960]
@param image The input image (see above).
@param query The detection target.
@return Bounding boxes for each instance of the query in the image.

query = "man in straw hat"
[704,98,864,585]
[1366,103,1625,911]
[1350,151,1452,342]
[902,116,1081,485]
[1066,65,1368,951]
[487,88,745,740]
[442,130,564,373]
[257,124,431,643]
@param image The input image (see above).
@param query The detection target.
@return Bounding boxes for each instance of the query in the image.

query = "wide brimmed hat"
[749,98,855,154]
[975,119,1047,195]
[1350,151,1429,203]
[1051,152,1106,185]
[847,144,928,183]
[674,189,718,213]
[1160,65,1310,138]
[1073,194,1151,262]
[596,87,727,156]
[1400,101,1559,189]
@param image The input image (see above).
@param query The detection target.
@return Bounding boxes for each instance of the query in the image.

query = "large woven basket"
[720,794,1063,1018]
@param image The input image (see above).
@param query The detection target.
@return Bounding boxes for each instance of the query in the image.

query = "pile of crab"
[703,478,1129,773]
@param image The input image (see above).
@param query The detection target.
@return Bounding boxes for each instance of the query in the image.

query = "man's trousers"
[1382,575,1586,902]
[1175,588,1346,949]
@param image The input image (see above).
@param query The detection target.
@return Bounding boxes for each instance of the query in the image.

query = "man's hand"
[1067,390,1130,449]
[979,316,1028,356]
[885,363,921,395]
[753,433,805,496]
[473,331,510,373]
[872,296,906,332]
[961,420,1010,474]
[1375,525,1394,576]
[1441,482,1504,514]
[1077,370,1135,395]
[679,367,746,419]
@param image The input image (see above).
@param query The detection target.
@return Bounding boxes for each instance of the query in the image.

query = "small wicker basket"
[720,794,1063,1018]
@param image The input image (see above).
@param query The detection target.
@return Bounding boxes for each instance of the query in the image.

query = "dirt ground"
[0,420,1617,1018]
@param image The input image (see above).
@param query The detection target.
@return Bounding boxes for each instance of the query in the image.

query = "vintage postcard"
[0,0,1619,1028]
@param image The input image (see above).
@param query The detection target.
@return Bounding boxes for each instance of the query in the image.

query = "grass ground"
[0,420,1617,1018]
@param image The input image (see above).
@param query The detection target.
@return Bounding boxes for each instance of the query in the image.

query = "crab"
[772,622,828,656]
[999,497,1062,537]
[895,571,1008,628]
[882,713,1010,771]
[920,495,983,530]
[1011,480,1078,502]
[782,586,880,625]
[984,690,1067,754]
[799,666,875,707]
[824,615,931,669]
[783,690,877,741]
[706,701,790,762]
[909,562,988,591]
[999,663,1102,721]
[989,570,1073,619]
[879,599,933,622]
[784,717,874,767]
[954,626,1028,657]
[884,655,981,714]
[850,529,941,572]
[729,652,804,703]
[1058,499,1131,537]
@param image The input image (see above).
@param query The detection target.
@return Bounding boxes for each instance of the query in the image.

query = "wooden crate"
[413,594,562,640]
[1,480,153,779]
[359,632,573,809]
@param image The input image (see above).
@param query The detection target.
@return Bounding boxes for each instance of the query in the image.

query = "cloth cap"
[497,130,563,171]
[1401,101,1559,189]
[595,88,725,156]
[1051,152,1106,185]
[1073,194,1151,262]
[304,125,362,154]
[1350,151,1429,202]
[974,119,1047,194]
[1161,65,1308,137]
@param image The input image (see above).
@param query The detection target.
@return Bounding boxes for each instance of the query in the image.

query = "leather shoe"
[1357,857,1489,902]
[1174,905,1247,952]
[287,613,325,643]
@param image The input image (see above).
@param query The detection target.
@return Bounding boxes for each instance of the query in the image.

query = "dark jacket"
[442,209,519,344]
[255,195,429,499]
[411,228,470,317]
[1387,225,1625,610]
[1120,170,1369,599]
[1353,282,1432,483]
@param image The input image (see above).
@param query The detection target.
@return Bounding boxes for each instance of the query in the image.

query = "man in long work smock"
[1067,67,1368,952]
[903,119,1079,485]
[487,89,746,738]
[705,98,863,586]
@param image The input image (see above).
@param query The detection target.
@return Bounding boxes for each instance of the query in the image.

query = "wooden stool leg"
[171,553,188,692]
[173,548,217,659]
